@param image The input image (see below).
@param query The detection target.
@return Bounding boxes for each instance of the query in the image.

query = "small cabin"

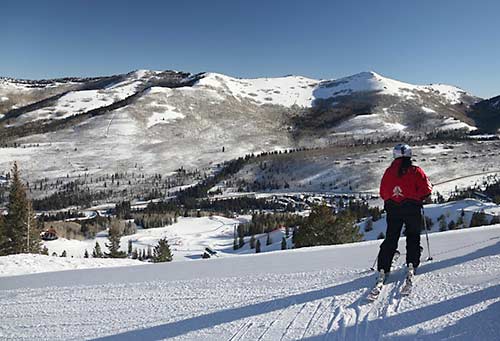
[41,228,58,241]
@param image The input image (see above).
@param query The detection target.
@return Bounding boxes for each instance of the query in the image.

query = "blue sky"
[2,0,499,98]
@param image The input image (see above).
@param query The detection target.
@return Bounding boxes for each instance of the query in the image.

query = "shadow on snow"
[92,241,499,341]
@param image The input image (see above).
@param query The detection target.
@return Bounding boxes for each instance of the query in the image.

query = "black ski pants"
[378,204,422,273]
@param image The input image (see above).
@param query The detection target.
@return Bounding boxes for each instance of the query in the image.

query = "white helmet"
[393,143,412,159]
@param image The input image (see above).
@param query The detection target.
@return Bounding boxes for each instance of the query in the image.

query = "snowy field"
[34,215,293,264]
[0,224,498,340]
[0,199,495,276]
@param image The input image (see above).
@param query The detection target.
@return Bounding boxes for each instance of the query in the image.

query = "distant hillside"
[467,95,500,133]
[0,69,495,187]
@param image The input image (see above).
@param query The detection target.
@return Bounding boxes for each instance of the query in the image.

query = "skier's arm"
[416,168,432,201]
[379,169,391,201]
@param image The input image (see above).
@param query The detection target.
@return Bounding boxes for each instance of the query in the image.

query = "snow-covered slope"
[196,71,474,108]
[313,71,468,103]
[0,69,490,191]
[196,72,319,107]
[1,224,498,340]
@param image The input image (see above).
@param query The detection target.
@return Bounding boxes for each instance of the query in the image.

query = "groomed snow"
[0,224,498,340]
[0,254,144,277]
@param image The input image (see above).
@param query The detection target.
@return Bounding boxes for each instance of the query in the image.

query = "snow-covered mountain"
[1,222,498,340]
[468,94,500,132]
[0,69,494,184]
[0,69,483,133]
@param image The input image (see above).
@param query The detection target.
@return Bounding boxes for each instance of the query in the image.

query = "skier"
[377,143,432,279]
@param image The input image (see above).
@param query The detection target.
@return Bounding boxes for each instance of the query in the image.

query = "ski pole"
[369,253,378,271]
[422,207,433,261]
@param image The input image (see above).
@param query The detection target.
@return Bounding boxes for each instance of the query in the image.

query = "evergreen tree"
[92,241,103,258]
[84,249,89,258]
[470,210,488,227]
[266,233,272,246]
[152,238,173,263]
[41,245,49,255]
[364,218,373,232]
[105,224,127,258]
[128,239,133,255]
[238,235,244,248]
[60,250,67,257]
[255,239,261,253]
[233,236,238,250]
[294,205,361,248]
[424,216,433,230]
[3,162,41,254]
[147,247,152,259]
[438,215,448,231]
[0,214,7,256]
[448,220,456,230]
[250,234,256,249]
[281,236,287,250]
[131,248,138,259]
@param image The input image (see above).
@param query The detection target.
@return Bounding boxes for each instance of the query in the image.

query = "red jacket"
[380,159,432,204]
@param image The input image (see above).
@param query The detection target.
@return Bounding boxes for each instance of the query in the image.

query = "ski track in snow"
[0,227,499,340]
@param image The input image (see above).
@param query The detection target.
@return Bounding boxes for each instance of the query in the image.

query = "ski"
[400,263,415,296]
[367,272,385,301]
[366,250,400,301]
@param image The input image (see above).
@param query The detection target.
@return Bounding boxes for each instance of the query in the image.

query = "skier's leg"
[404,213,422,269]
[378,213,404,273]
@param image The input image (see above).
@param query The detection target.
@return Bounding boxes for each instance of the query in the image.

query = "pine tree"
[92,241,103,258]
[364,218,373,232]
[438,216,448,231]
[131,248,138,259]
[60,250,67,257]
[84,249,89,258]
[0,214,7,256]
[470,210,488,227]
[250,235,256,249]
[152,238,173,263]
[147,247,152,259]
[266,233,272,246]
[238,235,244,248]
[41,245,49,255]
[233,236,238,250]
[3,162,41,255]
[294,205,361,248]
[255,239,261,253]
[281,236,287,250]
[448,220,456,230]
[128,239,133,255]
[105,224,126,258]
